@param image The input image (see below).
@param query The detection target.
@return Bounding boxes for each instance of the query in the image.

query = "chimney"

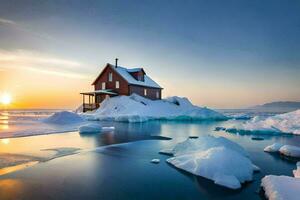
[115,58,118,68]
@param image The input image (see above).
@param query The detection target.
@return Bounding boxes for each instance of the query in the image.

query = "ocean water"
[0,109,299,200]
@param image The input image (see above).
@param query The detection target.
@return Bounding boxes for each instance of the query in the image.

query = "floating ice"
[79,123,102,134]
[279,145,300,158]
[166,136,254,189]
[227,110,300,135]
[151,159,160,164]
[293,162,300,178]
[264,143,284,152]
[43,111,84,125]
[82,94,227,122]
[261,175,300,200]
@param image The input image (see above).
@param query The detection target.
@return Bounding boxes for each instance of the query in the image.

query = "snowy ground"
[82,94,227,122]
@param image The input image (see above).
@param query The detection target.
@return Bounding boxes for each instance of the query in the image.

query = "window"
[144,89,147,96]
[101,82,106,90]
[108,72,113,82]
[115,81,120,89]
[156,91,159,99]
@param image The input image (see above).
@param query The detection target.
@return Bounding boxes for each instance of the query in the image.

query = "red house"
[80,59,163,112]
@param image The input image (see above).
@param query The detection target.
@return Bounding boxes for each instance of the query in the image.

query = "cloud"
[0,49,90,79]
[0,17,56,41]
[0,18,17,25]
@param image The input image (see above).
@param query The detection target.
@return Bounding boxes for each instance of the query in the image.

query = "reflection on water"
[0,179,24,200]
[0,119,299,199]
[0,161,38,176]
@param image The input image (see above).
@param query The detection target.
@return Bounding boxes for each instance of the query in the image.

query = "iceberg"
[261,175,300,200]
[78,123,102,134]
[82,94,227,122]
[166,136,255,189]
[264,143,284,152]
[43,111,84,125]
[227,110,300,135]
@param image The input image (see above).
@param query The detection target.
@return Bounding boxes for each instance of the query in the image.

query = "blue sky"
[0,0,299,108]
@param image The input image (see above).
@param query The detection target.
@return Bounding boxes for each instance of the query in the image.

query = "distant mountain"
[250,101,300,113]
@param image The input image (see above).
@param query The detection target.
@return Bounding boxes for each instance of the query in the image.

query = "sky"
[0,0,299,109]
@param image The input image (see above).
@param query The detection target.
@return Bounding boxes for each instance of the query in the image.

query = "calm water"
[0,111,299,199]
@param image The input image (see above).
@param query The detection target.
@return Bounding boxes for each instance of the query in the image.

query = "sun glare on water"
[0,93,12,105]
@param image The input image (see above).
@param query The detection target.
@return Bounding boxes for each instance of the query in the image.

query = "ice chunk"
[279,145,300,158]
[252,164,261,172]
[167,146,253,189]
[261,175,300,200]
[151,159,160,164]
[81,94,227,123]
[43,111,84,125]
[79,123,102,134]
[293,162,300,178]
[264,143,284,152]
[228,110,300,135]
[213,174,241,189]
[172,135,249,157]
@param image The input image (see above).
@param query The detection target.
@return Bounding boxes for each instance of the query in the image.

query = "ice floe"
[166,135,255,189]
[293,162,300,178]
[151,159,160,164]
[43,111,85,124]
[264,143,300,158]
[264,143,284,152]
[261,175,300,200]
[224,110,300,135]
[79,123,102,134]
[82,94,227,122]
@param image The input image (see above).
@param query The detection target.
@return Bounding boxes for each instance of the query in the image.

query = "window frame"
[115,81,120,89]
[108,72,113,82]
[101,82,106,90]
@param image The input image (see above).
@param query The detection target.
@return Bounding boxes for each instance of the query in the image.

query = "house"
[80,59,163,112]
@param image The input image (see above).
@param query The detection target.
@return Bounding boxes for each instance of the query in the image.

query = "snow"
[171,135,249,157]
[78,123,102,134]
[166,136,254,189]
[43,111,84,125]
[261,175,300,200]
[114,66,162,88]
[83,94,226,122]
[264,143,284,152]
[293,162,300,178]
[232,110,300,135]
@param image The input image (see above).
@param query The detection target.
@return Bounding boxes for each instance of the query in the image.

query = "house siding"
[94,66,129,95]
[129,85,162,100]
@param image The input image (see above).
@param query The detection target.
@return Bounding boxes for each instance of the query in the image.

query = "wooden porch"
[80,90,118,112]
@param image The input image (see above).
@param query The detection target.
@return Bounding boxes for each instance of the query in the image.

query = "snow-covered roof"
[112,65,162,88]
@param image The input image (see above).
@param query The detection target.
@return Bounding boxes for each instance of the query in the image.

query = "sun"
[0,93,12,105]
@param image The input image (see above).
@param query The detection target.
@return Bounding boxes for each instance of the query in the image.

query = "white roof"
[113,65,162,89]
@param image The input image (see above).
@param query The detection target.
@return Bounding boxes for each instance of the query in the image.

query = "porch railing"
[83,103,99,112]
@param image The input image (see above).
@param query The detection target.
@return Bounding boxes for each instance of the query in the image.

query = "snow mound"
[82,94,226,122]
[264,143,284,152]
[293,162,300,178]
[43,111,84,125]
[166,136,254,189]
[79,123,102,134]
[261,175,300,200]
[229,110,300,135]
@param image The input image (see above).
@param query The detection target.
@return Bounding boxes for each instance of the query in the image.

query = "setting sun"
[0,93,12,105]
